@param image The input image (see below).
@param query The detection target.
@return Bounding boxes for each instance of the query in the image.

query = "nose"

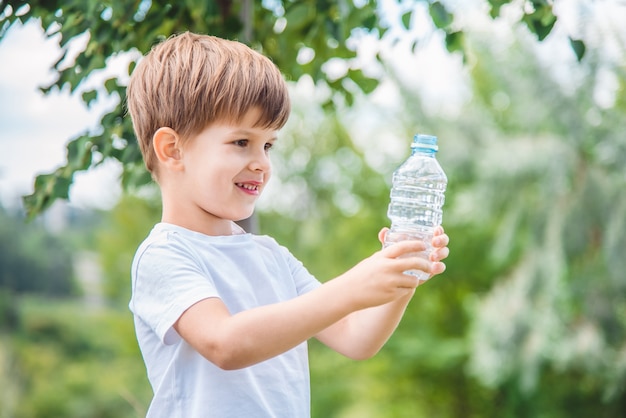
[249,148,271,172]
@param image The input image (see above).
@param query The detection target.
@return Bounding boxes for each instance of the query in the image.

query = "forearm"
[176,239,430,369]
[184,278,357,370]
[317,290,414,360]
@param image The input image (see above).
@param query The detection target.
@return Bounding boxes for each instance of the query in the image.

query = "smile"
[235,182,260,191]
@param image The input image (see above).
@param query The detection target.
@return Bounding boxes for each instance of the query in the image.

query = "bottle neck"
[411,148,436,157]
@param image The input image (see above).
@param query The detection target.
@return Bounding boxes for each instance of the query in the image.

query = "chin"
[233,210,256,222]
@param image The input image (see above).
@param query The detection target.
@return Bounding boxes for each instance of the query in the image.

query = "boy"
[127,32,450,417]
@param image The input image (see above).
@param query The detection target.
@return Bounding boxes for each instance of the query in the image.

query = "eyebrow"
[231,128,278,141]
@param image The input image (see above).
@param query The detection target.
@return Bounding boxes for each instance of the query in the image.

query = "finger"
[430,261,447,276]
[378,227,389,245]
[382,240,426,258]
[429,246,450,262]
[395,272,421,289]
[433,225,445,236]
[395,256,432,276]
[431,233,449,248]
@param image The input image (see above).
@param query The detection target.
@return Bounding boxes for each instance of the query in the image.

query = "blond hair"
[126,32,291,176]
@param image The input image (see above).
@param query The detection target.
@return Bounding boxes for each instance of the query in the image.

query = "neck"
[160,199,235,236]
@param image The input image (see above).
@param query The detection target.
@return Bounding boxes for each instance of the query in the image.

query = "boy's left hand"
[378,225,450,277]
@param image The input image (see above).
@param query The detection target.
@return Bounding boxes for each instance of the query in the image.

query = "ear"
[153,127,184,171]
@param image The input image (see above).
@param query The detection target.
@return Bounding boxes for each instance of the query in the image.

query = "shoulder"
[251,235,315,280]
[131,224,205,277]
[250,234,295,259]
[250,233,281,249]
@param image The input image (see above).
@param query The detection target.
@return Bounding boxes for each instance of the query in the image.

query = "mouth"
[235,182,261,193]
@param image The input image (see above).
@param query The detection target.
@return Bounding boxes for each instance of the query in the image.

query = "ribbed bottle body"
[384,135,447,281]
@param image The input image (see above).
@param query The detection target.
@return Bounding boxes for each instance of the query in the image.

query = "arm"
[314,226,450,359]
[174,238,438,370]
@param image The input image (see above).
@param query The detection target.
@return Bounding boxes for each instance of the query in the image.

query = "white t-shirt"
[129,223,322,418]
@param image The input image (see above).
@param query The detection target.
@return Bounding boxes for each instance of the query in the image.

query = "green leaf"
[429,2,453,29]
[361,13,377,31]
[104,78,119,95]
[66,136,93,171]
[121,162,152,190]
[23,172,71,220]
[523,6,557,41]
[569,37,586,61]
[401,11,411,30]
[487,0,513,19]
[347,69,379,94]
[444,31,464,55]
[128,60,137,76]
[81,89,98,107]
[284,2,315,32]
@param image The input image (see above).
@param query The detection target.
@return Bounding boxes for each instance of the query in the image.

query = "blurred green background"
[1,0,625,417]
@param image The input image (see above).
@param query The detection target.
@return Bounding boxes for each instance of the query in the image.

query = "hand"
[377,226,450,278]
[339,239,429,310]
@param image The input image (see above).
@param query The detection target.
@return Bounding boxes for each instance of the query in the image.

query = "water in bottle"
[384,134,447,281]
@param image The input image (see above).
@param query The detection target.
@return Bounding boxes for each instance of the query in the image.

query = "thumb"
[378,227,389,245]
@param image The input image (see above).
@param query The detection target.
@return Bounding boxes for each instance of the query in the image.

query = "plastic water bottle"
[384,134,447,281]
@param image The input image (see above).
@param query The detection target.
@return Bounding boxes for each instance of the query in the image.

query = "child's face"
[178,107,277,226]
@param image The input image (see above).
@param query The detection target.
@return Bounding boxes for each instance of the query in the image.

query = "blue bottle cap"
[411,134,438,152]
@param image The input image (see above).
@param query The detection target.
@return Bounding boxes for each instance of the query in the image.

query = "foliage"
[0,207,76,298]
[0,0,573,219]
[267,3,625,416]
[1,297,150,418]
[95,194,160,305]
[400,11,625,417]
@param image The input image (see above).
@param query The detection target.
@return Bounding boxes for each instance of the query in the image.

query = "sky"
[0,0,624,212]
[0,21,123,210]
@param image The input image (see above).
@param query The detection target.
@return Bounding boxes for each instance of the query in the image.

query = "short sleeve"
[130,235,220,345]
[275,242,322,295]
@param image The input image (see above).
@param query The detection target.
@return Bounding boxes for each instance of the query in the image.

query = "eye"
[233,139,248,147]
[264,142,274,151]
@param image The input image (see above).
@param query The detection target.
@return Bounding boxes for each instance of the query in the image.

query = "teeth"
[237,183,258,190]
